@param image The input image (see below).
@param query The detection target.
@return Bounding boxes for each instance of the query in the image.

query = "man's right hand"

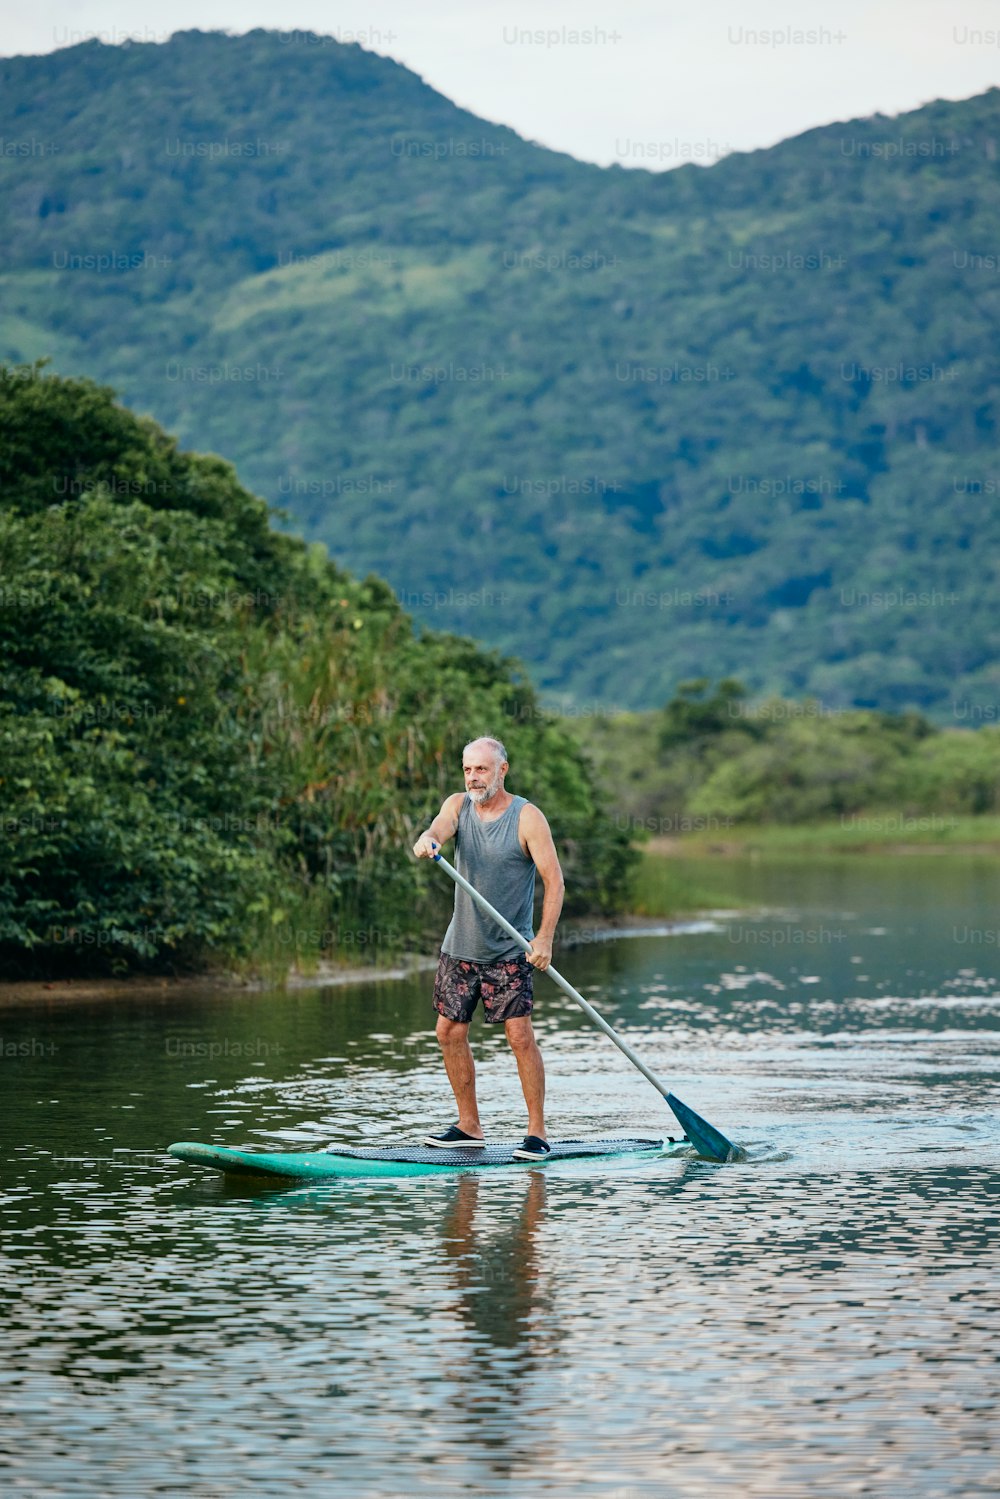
[412,833,440,859]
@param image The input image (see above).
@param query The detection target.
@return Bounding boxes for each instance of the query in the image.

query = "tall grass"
[630,853,746,918]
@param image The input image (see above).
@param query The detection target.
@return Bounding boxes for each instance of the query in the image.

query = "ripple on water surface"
[1,862,999,1496]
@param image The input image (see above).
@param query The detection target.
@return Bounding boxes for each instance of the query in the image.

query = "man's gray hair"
[463,736,508,765]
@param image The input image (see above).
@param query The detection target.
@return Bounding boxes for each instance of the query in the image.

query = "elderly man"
[412,736,565,1159]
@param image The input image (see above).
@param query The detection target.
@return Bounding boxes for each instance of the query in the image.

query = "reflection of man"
[412,736,565,1160]
[441,1172,548,1352]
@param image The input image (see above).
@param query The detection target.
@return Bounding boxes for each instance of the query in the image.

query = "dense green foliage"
[0,367,634,975]
[0,31,998,716]
[573,679,1000,831]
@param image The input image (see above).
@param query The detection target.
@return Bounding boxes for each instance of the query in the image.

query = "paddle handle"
[433,852,673,1102]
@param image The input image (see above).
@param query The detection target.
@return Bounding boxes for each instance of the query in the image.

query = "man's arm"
[520,805,565,971]
[412,792,464,859]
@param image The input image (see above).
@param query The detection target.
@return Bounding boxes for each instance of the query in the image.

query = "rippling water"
[2,856,998,1496]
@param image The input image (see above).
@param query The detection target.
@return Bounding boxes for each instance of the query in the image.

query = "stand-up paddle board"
[168,1136,691,1181]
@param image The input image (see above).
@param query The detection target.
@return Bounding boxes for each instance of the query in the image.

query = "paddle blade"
[666,1092,745,1162]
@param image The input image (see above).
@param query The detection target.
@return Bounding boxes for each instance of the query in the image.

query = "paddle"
[432,851,744,1162]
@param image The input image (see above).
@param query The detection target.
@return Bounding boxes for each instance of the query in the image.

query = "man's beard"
[468,770,502,805]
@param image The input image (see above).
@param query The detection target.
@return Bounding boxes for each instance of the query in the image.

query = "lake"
[2,854,998,1497]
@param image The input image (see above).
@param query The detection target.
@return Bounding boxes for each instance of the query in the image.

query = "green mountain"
[1,30,998,717]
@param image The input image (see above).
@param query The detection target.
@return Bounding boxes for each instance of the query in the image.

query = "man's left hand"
[526,936,553,972]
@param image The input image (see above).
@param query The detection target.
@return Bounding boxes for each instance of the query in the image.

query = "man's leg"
[505,1017,546,1140]
[435,1016,484,1139]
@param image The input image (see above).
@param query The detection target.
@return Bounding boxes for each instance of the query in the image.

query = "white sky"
[4,0,1000,167]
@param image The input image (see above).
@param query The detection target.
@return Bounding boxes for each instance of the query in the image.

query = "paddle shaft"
[434,853,673,1102]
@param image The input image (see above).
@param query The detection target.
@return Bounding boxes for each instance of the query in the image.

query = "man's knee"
[436,1015,470,1047]
[504,1018,537,1055]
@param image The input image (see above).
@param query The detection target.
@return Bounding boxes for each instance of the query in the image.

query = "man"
[412,736,565,1160]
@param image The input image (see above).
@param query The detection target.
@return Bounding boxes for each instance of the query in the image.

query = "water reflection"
[2,854,999,1494]
[437,1172,557,1470]
[442,1171,549,1349]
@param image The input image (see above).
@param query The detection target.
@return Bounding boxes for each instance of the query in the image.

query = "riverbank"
[645,812,1000,859]
[630,814,1000,917]
[0,913,721,1005]
[0,957,440,1007]
[5,819,997,1000]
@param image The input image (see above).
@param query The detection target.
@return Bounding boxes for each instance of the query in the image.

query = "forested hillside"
[0,366,633,976]
[1,32,998,715]
[571,679,1000,831]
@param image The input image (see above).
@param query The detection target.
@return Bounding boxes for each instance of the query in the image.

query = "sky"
[4,0,1000,167]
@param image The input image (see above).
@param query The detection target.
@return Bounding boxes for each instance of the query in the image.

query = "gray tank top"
[441,794,535,960]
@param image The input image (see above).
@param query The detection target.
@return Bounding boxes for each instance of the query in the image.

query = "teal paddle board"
[168,1136,690,1181]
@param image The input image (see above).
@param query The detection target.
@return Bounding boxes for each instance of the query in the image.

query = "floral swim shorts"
[433,951,534,1025]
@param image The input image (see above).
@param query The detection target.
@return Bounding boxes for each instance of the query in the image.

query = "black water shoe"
[423,1125,486,1148]
[512,1136,551,1160]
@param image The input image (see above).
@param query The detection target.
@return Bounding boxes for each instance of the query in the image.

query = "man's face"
[463,746,505,805]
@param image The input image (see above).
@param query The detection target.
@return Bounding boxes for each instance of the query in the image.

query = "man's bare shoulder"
[517,801,554,846]
[518,800,549,830]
